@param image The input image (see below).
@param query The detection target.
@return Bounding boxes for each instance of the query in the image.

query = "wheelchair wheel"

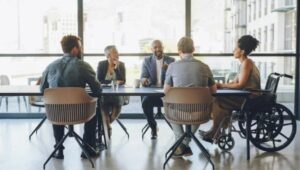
[247,103,297,152]
[237,117,246,138]
[217,134,235,151]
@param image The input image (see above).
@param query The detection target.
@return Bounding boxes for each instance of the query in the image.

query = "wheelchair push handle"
[272,72,293,79]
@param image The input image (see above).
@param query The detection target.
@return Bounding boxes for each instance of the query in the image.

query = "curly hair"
[238,35,259,56]
[60,35,81,53]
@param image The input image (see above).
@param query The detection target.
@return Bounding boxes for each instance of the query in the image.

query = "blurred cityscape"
[0,0,297,113]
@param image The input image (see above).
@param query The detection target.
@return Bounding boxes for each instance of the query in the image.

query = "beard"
[155,51,163,57]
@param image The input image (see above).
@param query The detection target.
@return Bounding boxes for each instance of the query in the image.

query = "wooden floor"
[0,119,299,170]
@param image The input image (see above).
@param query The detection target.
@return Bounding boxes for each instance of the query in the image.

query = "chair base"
[163,125,214,170]
[29,116,47,140]
[141,111,172,139]
[43,125,96,169]
[116,119,129,138]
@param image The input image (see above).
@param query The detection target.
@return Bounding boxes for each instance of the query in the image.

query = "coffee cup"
[134,79,141,88]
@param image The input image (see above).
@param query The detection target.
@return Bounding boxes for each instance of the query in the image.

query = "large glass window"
[191,0,297,113]
[271,0,275,10]
[264,26,268,51]
[253,0,256,20]
[258,28,261,51]
[0,0,77,53]
[248,4,252,22]
[285,12,293,50]
[258,0,262,18]
[83,0,184,53]
[0,0,297,116]
[264,0,268,15]
[285,0,294,6]
[270,24,275,51]
[191,0,226,53]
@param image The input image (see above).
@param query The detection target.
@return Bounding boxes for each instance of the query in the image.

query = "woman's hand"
[216,82,224,89]
[117,80,124,85]
[113,60,119,69]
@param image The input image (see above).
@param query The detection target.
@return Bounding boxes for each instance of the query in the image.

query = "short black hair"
[60,35,81,53]
[238,35,259,56]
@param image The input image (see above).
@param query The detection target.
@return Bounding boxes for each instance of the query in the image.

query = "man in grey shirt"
[164,37,217,157]
[40,35,101,159]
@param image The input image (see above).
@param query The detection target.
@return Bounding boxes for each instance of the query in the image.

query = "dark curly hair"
[238,35,259,56]
[60,35,81,53]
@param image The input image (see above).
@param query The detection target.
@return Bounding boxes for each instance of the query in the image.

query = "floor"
[0,119,299,170]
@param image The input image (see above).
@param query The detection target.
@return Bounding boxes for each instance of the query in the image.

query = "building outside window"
[253,0,256,20]
[271,0,275,10]
[0,0,297,116]
[264,0,268,15]
[285,12,293,50]
[270,23,274,51]
[264,26,268,51]
[258,28,261,51]
[248,4,251,22]
[285,0,293,6]
[258,0,262,18]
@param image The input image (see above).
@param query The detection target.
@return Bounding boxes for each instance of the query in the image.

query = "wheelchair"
[215,72,297,153]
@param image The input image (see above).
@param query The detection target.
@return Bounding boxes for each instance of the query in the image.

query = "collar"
[181,54,193,60]
[63,53,73,58]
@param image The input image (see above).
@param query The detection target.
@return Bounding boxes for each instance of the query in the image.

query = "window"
[191,0,226,53]
[83,0,185,53]
[264,26,268,51]
[0,0,297,115]
[285,0,293,6]
[0,0,77,53]
[253,0,256,20]
[248,4,252,22]
[270,24,274,51]
[264,0,268,15]
[271,0,275,10]
[285,12,293,50]
[258,28,261,51]
[258,0,262,18]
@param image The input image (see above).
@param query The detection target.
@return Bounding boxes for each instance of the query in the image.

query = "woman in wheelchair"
[97,45,126,138]
[201,35,260,142]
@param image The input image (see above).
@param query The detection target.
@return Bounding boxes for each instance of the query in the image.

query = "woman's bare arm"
[220,59,253,89]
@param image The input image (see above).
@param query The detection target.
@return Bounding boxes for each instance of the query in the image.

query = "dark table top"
[100,86,164,96]
[0,85,251,97]
[214,89,251,96]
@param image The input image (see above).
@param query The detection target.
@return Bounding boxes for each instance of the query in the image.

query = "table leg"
[97,98,107,151]
[246,112,250,160]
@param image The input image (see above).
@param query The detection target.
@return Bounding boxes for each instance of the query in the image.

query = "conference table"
[0,85,252,160]
[0,85,250,97]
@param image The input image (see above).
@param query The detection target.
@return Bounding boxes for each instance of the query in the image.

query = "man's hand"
[141,78,149,87]
[162,64,168,70]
